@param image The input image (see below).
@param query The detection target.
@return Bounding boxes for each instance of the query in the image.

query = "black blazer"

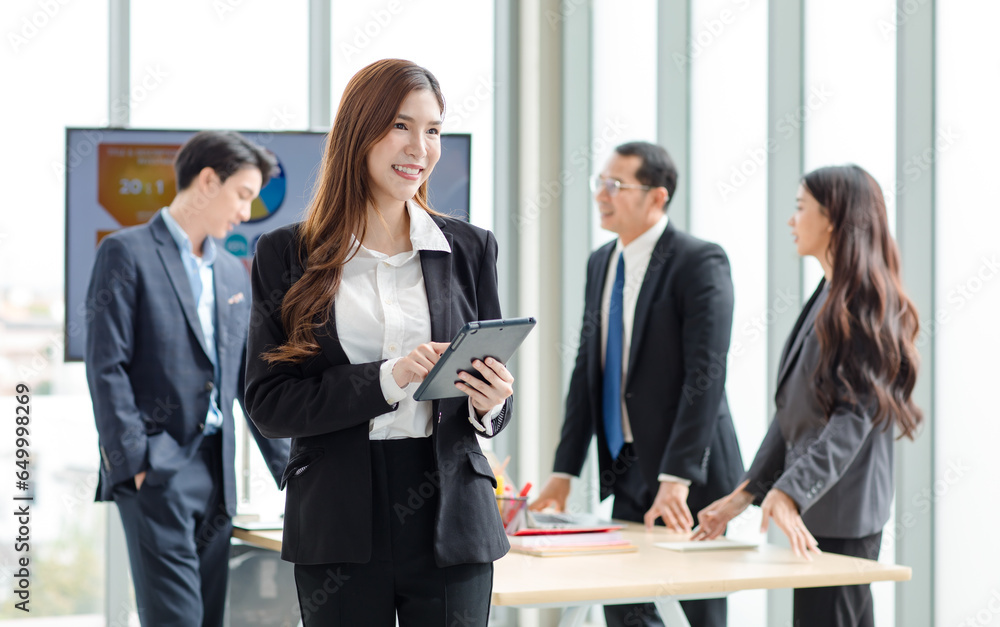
[744,280,894,538]
[84,213,290,513]
[553,222,744,514]
[245,216,513,567]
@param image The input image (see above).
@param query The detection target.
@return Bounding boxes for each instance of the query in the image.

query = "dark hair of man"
[173,130,277,191]
[614,141,678,208]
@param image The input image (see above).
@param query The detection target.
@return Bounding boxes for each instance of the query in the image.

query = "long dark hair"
[264,59,445,364]
[803,164,922,439]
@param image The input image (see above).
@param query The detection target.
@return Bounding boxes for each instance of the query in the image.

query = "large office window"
[803,2,897,624]
[935,1,1000,624]
[803,0,897,287]
[0,1,109,621]
[590,0,658,248]
[330,1,496,229]
[688,0,768,624]
[129,1,309,131]
[128,0,312,523]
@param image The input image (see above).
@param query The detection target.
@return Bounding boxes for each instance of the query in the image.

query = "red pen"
[518,482,532,498]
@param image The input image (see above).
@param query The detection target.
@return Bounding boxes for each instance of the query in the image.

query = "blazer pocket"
[144,431,185,487]
[467,450,497,490]
[280,448,324,490]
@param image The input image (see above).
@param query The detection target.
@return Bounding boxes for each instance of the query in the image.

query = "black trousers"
[113,433,231,627]
[793,532,882,627]
[294,437,493,626]
[603,444,726,627]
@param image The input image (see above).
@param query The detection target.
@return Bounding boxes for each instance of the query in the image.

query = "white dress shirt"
[335,201,501,440]
[556,214,690,486]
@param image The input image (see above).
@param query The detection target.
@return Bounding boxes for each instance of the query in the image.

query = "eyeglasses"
[589,175,653,197]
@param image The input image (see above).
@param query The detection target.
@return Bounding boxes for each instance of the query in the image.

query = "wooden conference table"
[233,522,911,627]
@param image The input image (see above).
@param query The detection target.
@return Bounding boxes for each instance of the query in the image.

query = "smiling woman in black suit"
[244,59,514,627]
[693,164,922,627]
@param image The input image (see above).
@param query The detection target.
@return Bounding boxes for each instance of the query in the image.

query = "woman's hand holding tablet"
[412,317,537,401]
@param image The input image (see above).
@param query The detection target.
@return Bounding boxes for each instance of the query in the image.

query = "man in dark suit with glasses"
[532,141,743,627]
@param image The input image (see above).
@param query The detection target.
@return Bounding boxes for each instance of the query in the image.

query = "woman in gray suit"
[693,164,921,627]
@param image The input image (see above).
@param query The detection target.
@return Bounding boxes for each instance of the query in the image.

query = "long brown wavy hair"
[264,59,445,364]
[804,164,922,439]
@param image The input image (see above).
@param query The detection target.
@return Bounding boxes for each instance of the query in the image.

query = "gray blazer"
[744,280,894,539]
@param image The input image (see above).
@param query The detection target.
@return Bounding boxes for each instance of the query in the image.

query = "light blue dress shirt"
[160,208,223,435]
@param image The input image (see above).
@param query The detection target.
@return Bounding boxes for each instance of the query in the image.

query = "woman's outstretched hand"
[691,479,753,540]
[759,488,821,560]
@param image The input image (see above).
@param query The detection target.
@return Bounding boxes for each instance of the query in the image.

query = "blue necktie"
[603,252,625,461]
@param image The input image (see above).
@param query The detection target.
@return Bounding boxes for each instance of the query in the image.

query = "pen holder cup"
[496,496,527,535]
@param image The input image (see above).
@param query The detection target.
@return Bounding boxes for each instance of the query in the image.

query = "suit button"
[205,381,214,392]
[198,423,205,432]
[625,393,633,399]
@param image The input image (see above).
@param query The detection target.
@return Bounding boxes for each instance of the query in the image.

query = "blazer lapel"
[775,279,828,392]
[587,243,615,390]
[626,225,676,388]
[419,230,453,342]
[213,258,234,359]
[151,215,212,360]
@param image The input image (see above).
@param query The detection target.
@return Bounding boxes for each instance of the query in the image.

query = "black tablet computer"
[412,317,536,401]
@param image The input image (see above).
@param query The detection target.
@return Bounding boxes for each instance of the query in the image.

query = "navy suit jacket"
[244,216,512,567]
[85,213,290,515]
[554,222,744,515]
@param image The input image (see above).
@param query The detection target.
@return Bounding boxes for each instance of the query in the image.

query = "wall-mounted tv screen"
[64,127,472,362]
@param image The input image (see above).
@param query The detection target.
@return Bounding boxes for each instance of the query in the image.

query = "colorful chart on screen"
[249,157,285,222]
[97,143,180,226]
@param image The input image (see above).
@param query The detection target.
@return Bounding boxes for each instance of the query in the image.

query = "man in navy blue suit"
[85,131,290,627]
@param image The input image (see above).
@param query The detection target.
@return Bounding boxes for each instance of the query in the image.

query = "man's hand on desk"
[692,479,752,540]
[528,475,570,512]
[644,480,694,532]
